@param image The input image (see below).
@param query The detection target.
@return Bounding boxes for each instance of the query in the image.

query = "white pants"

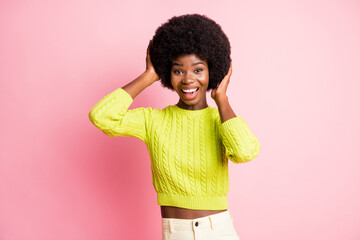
[161,210,240,240]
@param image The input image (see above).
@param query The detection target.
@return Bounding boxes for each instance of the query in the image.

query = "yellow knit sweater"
[89,88,260,210]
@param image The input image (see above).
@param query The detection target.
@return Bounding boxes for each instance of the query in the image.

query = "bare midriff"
[161,206,227,219]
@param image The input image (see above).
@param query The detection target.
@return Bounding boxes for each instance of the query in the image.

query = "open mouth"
[181,88,199,99]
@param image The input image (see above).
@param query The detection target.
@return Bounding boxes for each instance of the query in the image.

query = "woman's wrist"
[214,94,228,106]
[143,69,159,83]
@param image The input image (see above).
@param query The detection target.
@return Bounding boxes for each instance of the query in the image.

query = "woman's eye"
[173,69,182,74]
[195,68,203,73]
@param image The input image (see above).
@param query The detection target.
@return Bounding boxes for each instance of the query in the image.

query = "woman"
[89,14,260,240]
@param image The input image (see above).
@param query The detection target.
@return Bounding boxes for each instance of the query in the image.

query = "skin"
[122,41,237,219]
[171,54,209,110]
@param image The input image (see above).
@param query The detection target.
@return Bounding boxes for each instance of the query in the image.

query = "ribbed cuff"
[220,116,248,143]
[89,88,134,131]
[220,116,260,163]
[221,116,246,130]
[111,88,133,109]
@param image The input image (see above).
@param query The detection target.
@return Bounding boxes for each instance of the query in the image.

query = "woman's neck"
[176,99,208,110]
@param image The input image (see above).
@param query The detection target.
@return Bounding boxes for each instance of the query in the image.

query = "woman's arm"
[88,41,160,141]
[212,63,260,163]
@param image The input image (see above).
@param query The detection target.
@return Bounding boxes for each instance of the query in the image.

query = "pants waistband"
[162,210,232,231]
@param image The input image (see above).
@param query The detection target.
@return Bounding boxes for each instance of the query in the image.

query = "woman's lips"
[181,88,199,99]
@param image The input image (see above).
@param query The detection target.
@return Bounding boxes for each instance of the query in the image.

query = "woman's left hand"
[211,62,232,102]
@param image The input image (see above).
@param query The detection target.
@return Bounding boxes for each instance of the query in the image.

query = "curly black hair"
[149,14,231,90]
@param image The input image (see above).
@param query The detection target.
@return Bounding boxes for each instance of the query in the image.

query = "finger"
[216,79,228,93]
[227,62,232,77]
[218,73,230,90]
[211,88,217,98]
[221,69,231,85]
[220,77,230,89]
[147,40,151,55]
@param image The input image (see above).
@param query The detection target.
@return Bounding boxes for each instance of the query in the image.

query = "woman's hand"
[211,62,232,102]
[145,40,160,82]
[121,40,160,99]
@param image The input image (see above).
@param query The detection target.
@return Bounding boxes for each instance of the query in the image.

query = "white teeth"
[182,88,198,93]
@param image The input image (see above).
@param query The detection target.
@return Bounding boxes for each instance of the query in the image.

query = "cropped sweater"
[88,88,260,210]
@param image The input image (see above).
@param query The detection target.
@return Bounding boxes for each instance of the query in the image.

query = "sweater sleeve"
[220,116,260,164]
[88,88,151,142]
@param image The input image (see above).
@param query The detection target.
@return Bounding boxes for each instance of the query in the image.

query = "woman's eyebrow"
[172,62,204,66]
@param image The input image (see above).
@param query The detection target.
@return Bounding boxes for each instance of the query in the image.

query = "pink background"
[1,0,360,239]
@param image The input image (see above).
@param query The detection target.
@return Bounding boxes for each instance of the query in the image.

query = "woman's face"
[170,54,209,110]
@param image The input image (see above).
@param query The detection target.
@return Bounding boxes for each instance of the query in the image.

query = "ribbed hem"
[157,193,228,210]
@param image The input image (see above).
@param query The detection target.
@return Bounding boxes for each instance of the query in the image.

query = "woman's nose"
[182,73,195,84]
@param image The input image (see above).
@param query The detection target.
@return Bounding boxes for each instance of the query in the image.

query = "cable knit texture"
[89,88,260,210]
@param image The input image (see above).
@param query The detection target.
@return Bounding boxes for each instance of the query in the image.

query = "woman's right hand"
[145,40,160,82]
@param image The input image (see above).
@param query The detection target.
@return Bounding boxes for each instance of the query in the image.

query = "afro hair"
[149,14,231,91]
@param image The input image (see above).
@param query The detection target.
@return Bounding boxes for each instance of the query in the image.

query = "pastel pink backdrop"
[1,0,359,239]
